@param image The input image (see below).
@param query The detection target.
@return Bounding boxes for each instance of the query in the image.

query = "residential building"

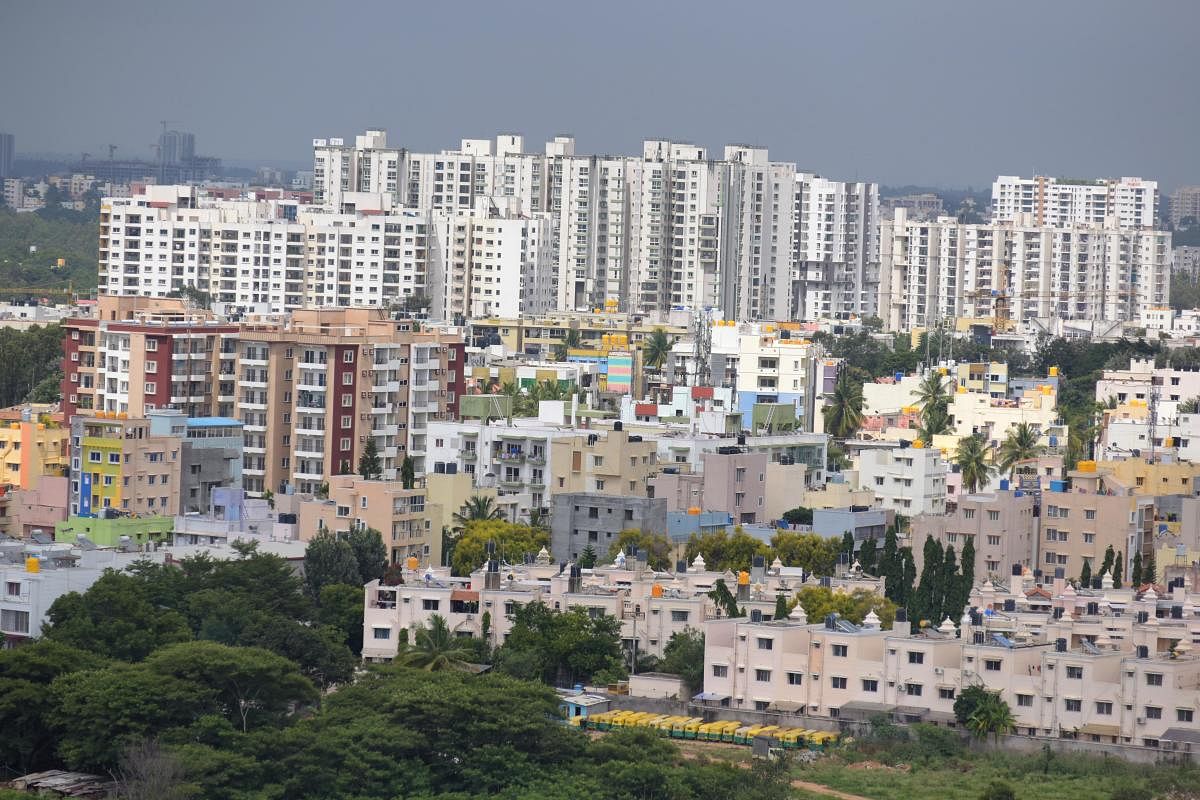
[0,412,69,490]
[1168,186,1200,228]
[1172,247,1200,279]
[880,192,944,222]
[991,176,1158,229]
[550,493,667,562]
[649,449,769,525]
[297,475,443,565]
[67,413,182,518]
[910,489,1037,580]
[881,209,1172,330]
[1095,358,1200,422]
[548,426,658,497]
[54,514,175,547]
[148,410,243,514]
[0,133,12,180]
[173,487,296,546]
[811,506,891,545]
[0,477,69,539]
[857,443,948,516]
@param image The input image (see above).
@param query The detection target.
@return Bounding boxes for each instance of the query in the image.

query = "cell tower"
[691,308,713,387]
[1147,383,1159,463]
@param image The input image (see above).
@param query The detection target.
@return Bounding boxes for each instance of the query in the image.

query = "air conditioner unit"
[359,435,367,442]
[1137,717,1146,725]
[361,370,370,377]
[361,392,369,398]
[934,667,944,675]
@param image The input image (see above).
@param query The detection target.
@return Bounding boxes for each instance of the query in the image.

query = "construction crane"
[107,144,118,160]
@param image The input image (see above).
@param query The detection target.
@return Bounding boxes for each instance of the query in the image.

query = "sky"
[3,0,1198,189]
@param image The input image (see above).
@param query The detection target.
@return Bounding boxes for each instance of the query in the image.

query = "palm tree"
[453,495,505,528]
[996,422,1043,478]
[915,371,951,438]
[398,614,474,671]
[966,691,1017,743]
[822,371,864,439]
[528,506,550,533]
[643,328,674,374]
[1179,397,1200,414]
[956,434,994,494]
[554,329,582,361]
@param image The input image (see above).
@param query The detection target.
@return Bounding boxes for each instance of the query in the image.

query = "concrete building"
[550,492,667,562]
[648,449,769,525]
[0,133,12,180]
[1168,186,1200,229]
[911,489,1037,580]
[991,176,1158,229]
[68,413,182,518]
[0,477,69,539]
[548,426,659,498]
[881,209,1172,330]
[811,506,891,544]
[297,475,443,565]
[0,413,69,490]
[148,411,243,514]
[857,443,948,516]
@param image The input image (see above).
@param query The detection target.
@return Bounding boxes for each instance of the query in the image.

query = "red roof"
[691,386,714,400]
[635,403,657,416]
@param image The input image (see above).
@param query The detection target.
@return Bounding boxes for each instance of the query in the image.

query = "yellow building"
[69,414,182,517]
[1095,459,1200,497]
[470,312,686,360]
[549,427,658,496]
[0,416,69,490]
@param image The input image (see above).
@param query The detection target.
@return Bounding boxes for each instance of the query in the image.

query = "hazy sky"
[4,0,1198,189]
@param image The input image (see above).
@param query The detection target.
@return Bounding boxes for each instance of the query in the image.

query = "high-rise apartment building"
[158,130,196,166]
[62,298,465,496]
[991,175,1158,229]
[1168,186,1200,229]
[881,209,1172,330]
[0,133,13,180]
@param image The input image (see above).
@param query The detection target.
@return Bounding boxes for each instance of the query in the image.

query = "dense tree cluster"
[909,536,975,626]
[0,324,64,406]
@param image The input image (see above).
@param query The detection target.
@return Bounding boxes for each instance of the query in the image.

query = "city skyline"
[5,0,1199,189]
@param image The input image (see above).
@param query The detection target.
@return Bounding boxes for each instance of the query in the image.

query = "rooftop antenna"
[691,307,712,387]
[1148,383,1159,464]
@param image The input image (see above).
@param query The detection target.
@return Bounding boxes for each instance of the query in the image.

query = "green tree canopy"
[399,614,476,671]
[792,585,897,630]
[494,601,624,686]
[303,531,362,598]
[770,531,839,575]
[684,528,770,573]
[607,528,673,570]
[451,520,549,576]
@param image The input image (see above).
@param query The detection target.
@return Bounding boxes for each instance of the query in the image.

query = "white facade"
[881,209,1172,330]
[857,444,948,516]
[992,175,1158,229]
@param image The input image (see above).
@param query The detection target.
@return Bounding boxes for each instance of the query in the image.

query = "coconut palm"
[643,328,675,373]
[996,422,1043,478]
[453,495,506,528]
[822,371,864,439]
[399,614,474,671]
[955,433,994,494]
[915,371,952,438]
[554,329,582,361]
[917,403,951,443]
[966,690,1017,743]
[528,506,550,533]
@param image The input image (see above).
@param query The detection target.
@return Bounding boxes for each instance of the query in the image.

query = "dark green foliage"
[400,454,416,489]
[345,526,388,583]
[707,578,743,618]
[657,629,704,695]
[858,536,878,575]
[303,530,361,598]
[0,324,66,407]
[781,505,814,525]
[1080,558,1093,588]
[578,544,598,569]
[1131,550,1143,587]
[979,780,1015,800]
[684,528,770,573]
[494,601,625,685]
[317,583,366,655]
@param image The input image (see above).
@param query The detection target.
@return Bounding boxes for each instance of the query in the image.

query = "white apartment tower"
[991,175,1158,229]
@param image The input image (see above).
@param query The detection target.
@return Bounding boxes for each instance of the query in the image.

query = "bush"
[979,780,1015,800]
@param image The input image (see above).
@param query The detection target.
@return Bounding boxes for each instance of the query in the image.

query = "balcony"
[527,454,546,466]
[498,478,525,490]
[497,451,525,464]
[462,450,478,461]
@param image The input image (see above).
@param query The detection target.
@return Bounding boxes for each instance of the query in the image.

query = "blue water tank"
[999,478,1010,491]
[1049,480,1067,493]
[1014,490,1024,498]
[1049,435,1058,447]
[894,372,904,382]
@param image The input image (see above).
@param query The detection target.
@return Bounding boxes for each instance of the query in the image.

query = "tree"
[608,528,673,571]
[494,601,624,685]
[1179,397,1200,414]
[911,536,945,625]
[1100,545,1115,581]
[917,402,951,442]
[996,421,1043,478]
[792,586,898,629]
[880,526,902,603]
[1113,551,1124,589]
[979,781,1016,800]
[965,690,1016,743]
[303,531,361,598]
[112,738,194,800]
[658,629,704,695]
[452,494,506,528]
[955,433,994,494]
[1142,548,1157,585]
[684,528,770,573]
[42,571,191,661]
[774,592,790,621]
[916,371,951,438]
[770,531,839,576]
[554,328,582,361]
[780,506,814,526]
[143,641,317,732]
[318,583,366,655]
[451,520,549,576]
[1131,550,1144,587]
[822,370,864,438]
[952,535,976,617]
[577,544,598,569]
[400,455,416,489]
[840,531,856,560]
[643,327,674,373]
[953,684,991,724]
[357,438,382,480]
[939,545,959,622]
[1079,558,1093,588]
[400,614,476,671]
[707,579,743,618]
[858,537,878,575]
[346,526,388,583]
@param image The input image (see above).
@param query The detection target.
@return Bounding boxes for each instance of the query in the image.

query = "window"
[711,664,728,678]
[1085,510,1096,520]
[906,683,923,697]
[341,393,352,408]
[831,676,847,689]
[144,382,156,394]
[939,688,956,700]
[343,350,355,363]
[754,700,770,712]
[372,628,390,640]
[0,609,30,634]
[342,372,353,385]
[341,415,351,429]
[670,610,689,623]
[756,637,773,651]
[987,535,1001,546]
[421,599,440,611]
[88,451,101,463]
[1096,701,1113,716]
[1145,706,1162,719]
[755,669,772,682]
[1066,666,1083,679]
[788,672,803,686]
[1065,699,1082,712]
[108,452,120,464]
[5,581,20,597]
[908,651,925,664]
[988,510,1000,521]
[1147,673,1164,686]
[862,679,878,692]
[964,509,975,519]
[832,644,848,657]
[1178,709,1194,723]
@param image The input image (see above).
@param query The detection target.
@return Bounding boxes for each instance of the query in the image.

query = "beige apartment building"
[1041,468,1155,584]
[1094,459,1200,498]
[297,475,443,565]
[67,414,183,517]
[911,489,1037,581]
[648,449,770,524]
[549,426,659,496]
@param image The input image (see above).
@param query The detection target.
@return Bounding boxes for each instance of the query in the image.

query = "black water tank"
[1056,638,1067,653]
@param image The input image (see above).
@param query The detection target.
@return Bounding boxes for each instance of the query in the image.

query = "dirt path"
[788,779,871,800]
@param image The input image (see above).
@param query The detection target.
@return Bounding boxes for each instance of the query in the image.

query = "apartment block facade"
[910,489,1037,580]
[68,414,183,518]
[991,176,1158,229]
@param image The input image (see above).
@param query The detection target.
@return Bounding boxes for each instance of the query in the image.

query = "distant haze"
[4,0,1198,189]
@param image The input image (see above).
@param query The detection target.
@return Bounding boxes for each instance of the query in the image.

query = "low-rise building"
[551,493,668,562]
[68,413,183,518]
[148,411,244,514]
[911,489,1038,580]
[857,443,948,516]
[0,412,69,490]
[297,475,443,565]
[0,477,69,539]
